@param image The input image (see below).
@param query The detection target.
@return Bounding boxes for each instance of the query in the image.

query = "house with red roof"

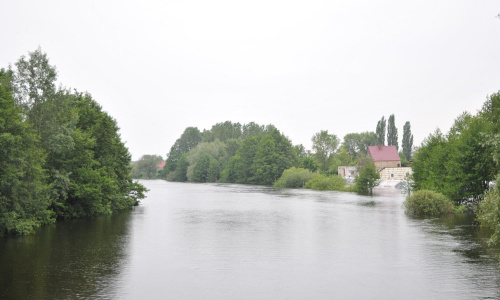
[367,145,401,170]
[157,160,166,170]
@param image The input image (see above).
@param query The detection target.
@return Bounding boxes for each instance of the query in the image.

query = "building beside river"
[338,145,412,181]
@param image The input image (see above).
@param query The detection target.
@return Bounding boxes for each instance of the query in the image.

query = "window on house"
[391,174,394,178]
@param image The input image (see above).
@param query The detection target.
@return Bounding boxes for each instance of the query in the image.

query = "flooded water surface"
[1,180,499,299]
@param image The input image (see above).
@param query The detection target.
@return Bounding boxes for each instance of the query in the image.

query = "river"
[1,180,499,299]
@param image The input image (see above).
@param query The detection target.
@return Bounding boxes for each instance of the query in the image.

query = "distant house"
[157,161,166,170]
[367,145,401,170]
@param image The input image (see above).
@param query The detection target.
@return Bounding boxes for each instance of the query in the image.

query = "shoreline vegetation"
[0,49,146,236]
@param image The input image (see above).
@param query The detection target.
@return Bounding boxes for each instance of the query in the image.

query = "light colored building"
[338,166,357,178]
[379,167,412,180]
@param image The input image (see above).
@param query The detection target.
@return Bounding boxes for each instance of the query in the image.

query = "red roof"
[157,161,166,169]
[367,145,400,162]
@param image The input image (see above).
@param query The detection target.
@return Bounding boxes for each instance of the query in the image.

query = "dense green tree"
[355,155,380,195]
[375,116,386,146]
[12,47,57,134]
[399,152,409,167]
[1,50,146,234]
[387,114,398,150]
[300,156,318,172]
[341,132,377,157]
[132,155,163,179]
[203,121,242,142]
[221,128,297,185]
[164,127,202,176]
[250,129,297,184]
[242,122,265,138]
[220,136,260,183]
[402,121,413,161]
[192,153,212,182]
[412,107,496,205]
[312,130,339,172]
[185,139,227,181]
[0,70,53,235]
[172,154,189,182]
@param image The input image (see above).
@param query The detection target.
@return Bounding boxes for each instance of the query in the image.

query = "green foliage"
[300,156,318,172]
[132,155,163,179]
[0,70,54,235]
[387,114,398,150]
[0,49,146,235]
[312,130,339,172]
[402,121,413,161]
[404,190,453,217]
[305,175,346,191]
[376,116,386,146]
[273,167,318,188]
[477,179,500,246]
[164,127,202,174]
[221,129,297,185]
[399,152,409,167]
[355,156,380,195]
[172,154,189,182]
[12,47,57,134]
[202,121,242,142]
[412,107,496,205]
[192,153,220,182]
[185,139,227,181]
[341,132,377,157]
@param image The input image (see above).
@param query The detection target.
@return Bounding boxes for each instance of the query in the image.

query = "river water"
[1,180,499,299]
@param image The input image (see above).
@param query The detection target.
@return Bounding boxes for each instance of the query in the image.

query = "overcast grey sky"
[1,0,499,160]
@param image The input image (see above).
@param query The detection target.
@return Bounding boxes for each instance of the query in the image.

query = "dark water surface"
[1,180,500,299]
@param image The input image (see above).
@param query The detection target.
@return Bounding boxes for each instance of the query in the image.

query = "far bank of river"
[1,180,499,299]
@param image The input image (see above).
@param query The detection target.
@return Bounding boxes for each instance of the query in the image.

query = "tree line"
[134,115,413,195]
[0,48,146,236]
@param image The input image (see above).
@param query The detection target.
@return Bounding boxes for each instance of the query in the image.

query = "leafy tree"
[192,153,212,182]
[387,114,398,150]
[300,156,318,172]
[250,129,297,184]
[0,70,53,235]
[12,47,57,134]
[375,116,386,146]
[412,109,495,205]
[173,154,189,182]
[164,127,202,176]
[221,128,297,185]
[312,130,339,172]
[221,136,261,183]
[402,121,413,161]
[355,155,380,195]
[341,132,377,157]
[399,152,409,167]
[242,122,265,138]
[203,121,242,142]
[2,50,146,234]
[132,155,163,179]
[185,139,227,181]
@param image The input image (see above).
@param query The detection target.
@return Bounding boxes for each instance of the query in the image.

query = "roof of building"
[157,161,166,169]
[367,145,400,162]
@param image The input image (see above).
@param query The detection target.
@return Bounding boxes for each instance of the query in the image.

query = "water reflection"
[0,212,133,299]
[1,181,500,299]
